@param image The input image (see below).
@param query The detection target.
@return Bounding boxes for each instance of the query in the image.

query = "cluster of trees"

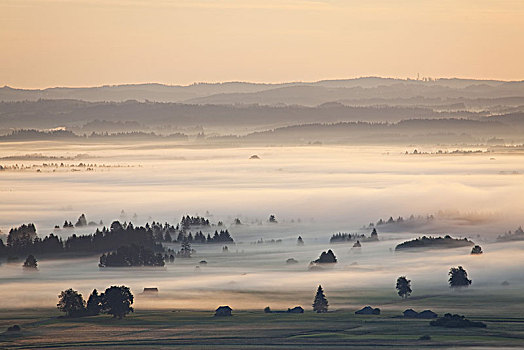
[58,214,99,229]
[180,215,210,230]
[99,244,165,267]
[471,245,483,255]
[395,235,474,251]
[23,254,38,269]
[430,313,486,328]
[330,229,378,243]
[146,221,235,244]
[178,230,234,244]
[368,214,435,228]
[497,226,524,242]
[57,286,134,319]
[312,250,337,264]
[176,241,193,258]
[0,221,161,260]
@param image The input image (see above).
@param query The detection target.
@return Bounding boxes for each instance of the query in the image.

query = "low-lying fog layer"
[0,141,523,309]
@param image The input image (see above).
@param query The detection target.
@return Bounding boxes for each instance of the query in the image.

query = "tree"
[471,245,483,255]
[7,223,36,249]
[268,215,277,223]
[23,254,38,269]
[313,249,337,264]
[312,285,328,313]
[448,266,472,288]
[234,218,242,225]
[57,289,86,317]
[75,214,87,227]
[101,285,134,319]
[395,276,412,299]
[297,236,304,246]
[86,289,102,316]
[370,228,378,240]
[177,241,192,258]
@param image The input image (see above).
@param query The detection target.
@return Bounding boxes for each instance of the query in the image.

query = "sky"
[1,0,524,88]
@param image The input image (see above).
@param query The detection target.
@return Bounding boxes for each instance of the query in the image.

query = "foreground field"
[2,290,524,349]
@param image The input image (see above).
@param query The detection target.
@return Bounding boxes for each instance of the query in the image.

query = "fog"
[0,141,523,309]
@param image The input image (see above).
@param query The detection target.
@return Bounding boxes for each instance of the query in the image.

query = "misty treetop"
[1,221,159,259]
[0,219,235,261]
[23,254,38,269]
[180,215,210,230]
[312,250,337,264]
[330,229,378,243]
[6,223,37,250]
[99,244,165,267]
[497,226,524,242]
[395,235,474,251]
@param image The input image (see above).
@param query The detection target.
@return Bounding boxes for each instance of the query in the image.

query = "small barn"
[418,310,438,319]
[403,309,418,318]
[355,306,380,315]
[215,306,232,317]
[287,306,304,314]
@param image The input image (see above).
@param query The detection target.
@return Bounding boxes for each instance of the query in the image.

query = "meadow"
[1,140,523,348]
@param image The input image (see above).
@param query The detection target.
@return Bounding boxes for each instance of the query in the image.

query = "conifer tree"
[313,285,329,313]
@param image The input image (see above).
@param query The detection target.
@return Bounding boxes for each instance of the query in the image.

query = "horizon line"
[3,75,524,91]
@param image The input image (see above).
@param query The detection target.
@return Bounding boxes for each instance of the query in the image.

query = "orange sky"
[1,0,524,88]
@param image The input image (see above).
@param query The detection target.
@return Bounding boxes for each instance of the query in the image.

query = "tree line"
[57,286,134,319]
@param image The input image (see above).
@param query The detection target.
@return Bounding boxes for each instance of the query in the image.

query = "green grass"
[1,291,524,349]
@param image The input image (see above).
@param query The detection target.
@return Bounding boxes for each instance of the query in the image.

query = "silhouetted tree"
[471,245,483,255]
[7,223,36,250]
[370,228,378,240]
[86,289,102,316]
[57,288,86,317]
[448,266,472,288]
[234,218,242,225]
[268,215,277,223]
[313,249,337,264]
[101,285,134,319]
[297,236,304,246]
[396,276,412,299]
[313,285,328,313]
[23,254,37,269]
[177,241,192,258]
[75,214,87,227]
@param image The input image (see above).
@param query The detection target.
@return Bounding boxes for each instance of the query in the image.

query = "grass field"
[2,290,524,349]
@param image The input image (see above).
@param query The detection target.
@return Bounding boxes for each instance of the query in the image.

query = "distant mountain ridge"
[2,77,523,105]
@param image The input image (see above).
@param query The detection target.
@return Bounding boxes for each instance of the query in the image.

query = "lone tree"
[312,285,329,313]
[57,289,86,317]
[297,236,304,246]
[23,254,38,269]
[101,285,134,319]
[268,215,277,223]
[75,214,87,227]
[448,266,472,288]
[178,241,192,258]
[395,276,412,299]
[471,245,483,255]
[86,289,103,316]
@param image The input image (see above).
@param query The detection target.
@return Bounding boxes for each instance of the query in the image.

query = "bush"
[430,313,486,328]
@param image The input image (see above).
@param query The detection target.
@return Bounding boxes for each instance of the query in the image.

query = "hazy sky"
[1,0,524,88]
